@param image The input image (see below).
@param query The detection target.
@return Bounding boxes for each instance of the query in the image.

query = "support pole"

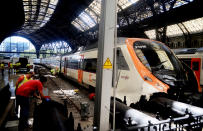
[93,0,117,130]
[36,50,40,58]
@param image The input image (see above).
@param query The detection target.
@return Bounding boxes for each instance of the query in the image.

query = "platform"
[0,68,94,131]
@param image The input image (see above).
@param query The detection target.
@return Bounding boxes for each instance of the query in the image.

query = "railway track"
[48,76,81,113]
[36,65,94,130]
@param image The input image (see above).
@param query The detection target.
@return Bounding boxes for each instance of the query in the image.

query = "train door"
[78,55,84,84]
[191,58,201,92]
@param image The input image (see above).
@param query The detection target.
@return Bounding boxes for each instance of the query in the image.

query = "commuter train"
[41,38,200,105]
[175,48,203,92]
[40,56,60,70]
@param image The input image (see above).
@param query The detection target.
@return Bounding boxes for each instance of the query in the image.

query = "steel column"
[93,0,117,130]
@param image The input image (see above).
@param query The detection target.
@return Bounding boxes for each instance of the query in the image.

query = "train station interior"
[0,0,203,130]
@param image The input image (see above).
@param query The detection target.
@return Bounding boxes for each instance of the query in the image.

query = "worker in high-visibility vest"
[50,68,56,75]
[16,62,21,73]
[16,73,34,89]
[56,67,60,74]
[10,63,13,73]
[26,64,30,67]
[15,72,34,114]
[0,62,4,76]
[26,63,31,72]
[13,63,17,73]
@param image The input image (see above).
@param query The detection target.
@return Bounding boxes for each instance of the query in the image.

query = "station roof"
[145,17,203,39]
[0,0,202,51]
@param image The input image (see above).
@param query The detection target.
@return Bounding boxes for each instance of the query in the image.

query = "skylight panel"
[47,8,54,14]
[40,22,46,27]
[167,24,183,37]
[23,1,29,5]
[89,0,101,16]
[118,0,131,9]
[76,18,90,30]
[118,0,138,10]
[144,30,156,39]
[32,0,37,5]
[40,6,46,13]
[25,15,29,21]
[173,0,192,8]
[32,6,37,11]
[177,23,188,34]
[85,8,99,23]
[71,21,85,32]
[23,6,29,12]
[79,12,96,28]
[49,0,58,9]
[183,17,203,34]
[38,16,44,21]
[44,16,49,21]
[128,0,139,3]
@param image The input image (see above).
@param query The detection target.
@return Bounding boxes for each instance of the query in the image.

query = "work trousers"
[17,95,30,131]
[1,69,4,76]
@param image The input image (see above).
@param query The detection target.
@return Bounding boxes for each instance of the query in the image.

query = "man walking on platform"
[16,76,47,131]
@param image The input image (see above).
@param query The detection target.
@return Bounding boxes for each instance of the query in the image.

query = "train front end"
[126,38,199,99]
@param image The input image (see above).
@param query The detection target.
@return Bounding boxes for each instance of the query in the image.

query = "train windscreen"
[133,40,176,72]
[132,40,194,90]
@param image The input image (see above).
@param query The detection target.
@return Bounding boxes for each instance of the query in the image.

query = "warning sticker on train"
[103,58,112,69]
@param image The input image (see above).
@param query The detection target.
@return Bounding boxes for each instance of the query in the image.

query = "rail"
[47,75,81,113]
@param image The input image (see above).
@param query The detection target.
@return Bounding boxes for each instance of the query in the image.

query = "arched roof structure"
[0,0,202,52]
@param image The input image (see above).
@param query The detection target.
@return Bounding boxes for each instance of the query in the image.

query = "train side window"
[67,59,79,69]
[83,59,97,73]
[192,62,199,71]
[117,48,129,70]
[79,60,83,69]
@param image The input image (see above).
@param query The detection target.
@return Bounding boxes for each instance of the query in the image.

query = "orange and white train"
[42,38,200,105]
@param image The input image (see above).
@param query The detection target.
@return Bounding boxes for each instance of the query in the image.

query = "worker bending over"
[16,76,47,131]
[16,72,34,89]
[15,72,34,114]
